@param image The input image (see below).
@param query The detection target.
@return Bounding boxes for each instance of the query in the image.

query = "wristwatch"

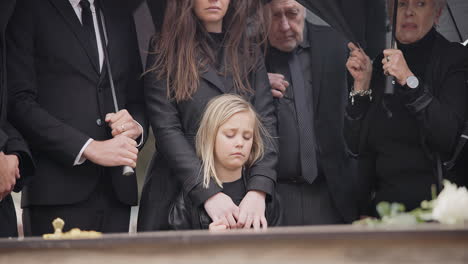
[405,75,419,89]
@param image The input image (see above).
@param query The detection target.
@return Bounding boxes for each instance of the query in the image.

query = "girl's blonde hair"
[196,94,268,188]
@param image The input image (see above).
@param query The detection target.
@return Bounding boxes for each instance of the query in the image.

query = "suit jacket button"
[96,118,103,126]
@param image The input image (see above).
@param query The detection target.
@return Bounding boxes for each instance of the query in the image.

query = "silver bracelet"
[349,89,372,105]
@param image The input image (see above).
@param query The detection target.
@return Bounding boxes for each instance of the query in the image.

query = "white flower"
[431,180,468,225]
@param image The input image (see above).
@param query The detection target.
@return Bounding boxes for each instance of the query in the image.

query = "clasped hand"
[83,109,141,168]
[205,190,267,231]
[0,152,20,200]
[268,73,289,99]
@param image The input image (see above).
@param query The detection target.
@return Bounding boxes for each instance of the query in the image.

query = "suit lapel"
[308,24,323,115]
[201,65,228,93]
[49,0,100,74]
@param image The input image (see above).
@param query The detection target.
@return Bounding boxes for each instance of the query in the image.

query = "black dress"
[346,28,468,214]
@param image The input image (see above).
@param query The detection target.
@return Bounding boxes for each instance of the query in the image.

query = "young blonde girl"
[169,94,280,230]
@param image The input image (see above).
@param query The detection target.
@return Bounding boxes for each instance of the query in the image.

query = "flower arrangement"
[354,180,468,226]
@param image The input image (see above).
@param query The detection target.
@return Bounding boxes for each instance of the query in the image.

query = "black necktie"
[80,0,99,71]
[288,50,318,184]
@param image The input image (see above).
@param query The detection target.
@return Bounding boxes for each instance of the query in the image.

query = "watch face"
[407,76,419,89]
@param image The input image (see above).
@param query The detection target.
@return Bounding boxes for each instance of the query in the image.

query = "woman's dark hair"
[147,0,269,102]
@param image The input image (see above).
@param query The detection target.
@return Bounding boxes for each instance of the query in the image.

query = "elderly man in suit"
[265,0,358,225]
[7,0,147,236]
[0,0,35,237]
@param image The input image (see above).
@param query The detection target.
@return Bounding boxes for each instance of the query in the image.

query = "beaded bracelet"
[349,89,372,105]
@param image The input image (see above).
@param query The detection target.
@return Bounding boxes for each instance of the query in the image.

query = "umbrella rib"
[446,3,463,42]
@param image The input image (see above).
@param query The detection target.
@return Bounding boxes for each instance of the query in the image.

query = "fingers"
[226,213,238,229]
[347,58,365,71]
[237,210,247,228]
[270,79,288,93]
[105,109,131,124]
[15,168,20,179]
[268,73,288,98]
[271,89,284,98]
[243,215,254,229]
[268,73,285,80]
[252,216,261,230]
[111,121,140,137]
[383,49,401,58]
[106,109,141,139]
[118,137,138,167]
[260,216,268,230]
[347,42,359,52]
[111,136,138,167]
[218,216,230,229]
[232,206,240,221]
[209,220,228,231]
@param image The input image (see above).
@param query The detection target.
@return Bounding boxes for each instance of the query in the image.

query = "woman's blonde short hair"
[196,94,268,188]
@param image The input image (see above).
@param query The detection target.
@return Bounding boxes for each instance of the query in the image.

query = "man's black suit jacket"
[267,23,358,223]
[7,0,147,208]
[1,0,34,237]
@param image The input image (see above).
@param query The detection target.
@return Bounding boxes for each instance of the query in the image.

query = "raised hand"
[346,42,372,92]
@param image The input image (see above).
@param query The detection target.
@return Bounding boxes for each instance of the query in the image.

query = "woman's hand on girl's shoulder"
[237,190,268,230]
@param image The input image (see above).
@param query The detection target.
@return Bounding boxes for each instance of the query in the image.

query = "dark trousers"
[277,177,344,226]
[22,178,130,237]
[0,195,18,238]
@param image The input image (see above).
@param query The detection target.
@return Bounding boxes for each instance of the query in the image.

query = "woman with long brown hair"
[138,0,278,231]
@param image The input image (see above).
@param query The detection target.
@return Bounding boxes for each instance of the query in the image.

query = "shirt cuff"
[73,138,94,166]
[134,120,144,148]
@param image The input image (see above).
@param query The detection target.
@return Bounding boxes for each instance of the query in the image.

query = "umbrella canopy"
[438,0,468,43]
[296,0,360,44]
[298,0,387,58]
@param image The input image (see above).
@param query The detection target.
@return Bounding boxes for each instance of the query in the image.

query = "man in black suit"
[265,0,357,225]
[0,0,35,237]
[7,0,147,236]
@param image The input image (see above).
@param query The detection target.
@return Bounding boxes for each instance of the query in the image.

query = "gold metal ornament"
[42,218,102,240]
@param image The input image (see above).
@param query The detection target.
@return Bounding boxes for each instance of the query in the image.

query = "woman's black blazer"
[138,47,278,231]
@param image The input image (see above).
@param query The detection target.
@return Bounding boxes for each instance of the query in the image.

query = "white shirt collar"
[69,0,95,9]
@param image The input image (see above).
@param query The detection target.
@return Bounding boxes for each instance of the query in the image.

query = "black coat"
[345,32,468,214]
[6,0,147,208]
[0,0,34,237]
[138,45,278,231]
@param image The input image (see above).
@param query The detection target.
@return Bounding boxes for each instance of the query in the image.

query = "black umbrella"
[296,0,360,45]
[297,0,388,58]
